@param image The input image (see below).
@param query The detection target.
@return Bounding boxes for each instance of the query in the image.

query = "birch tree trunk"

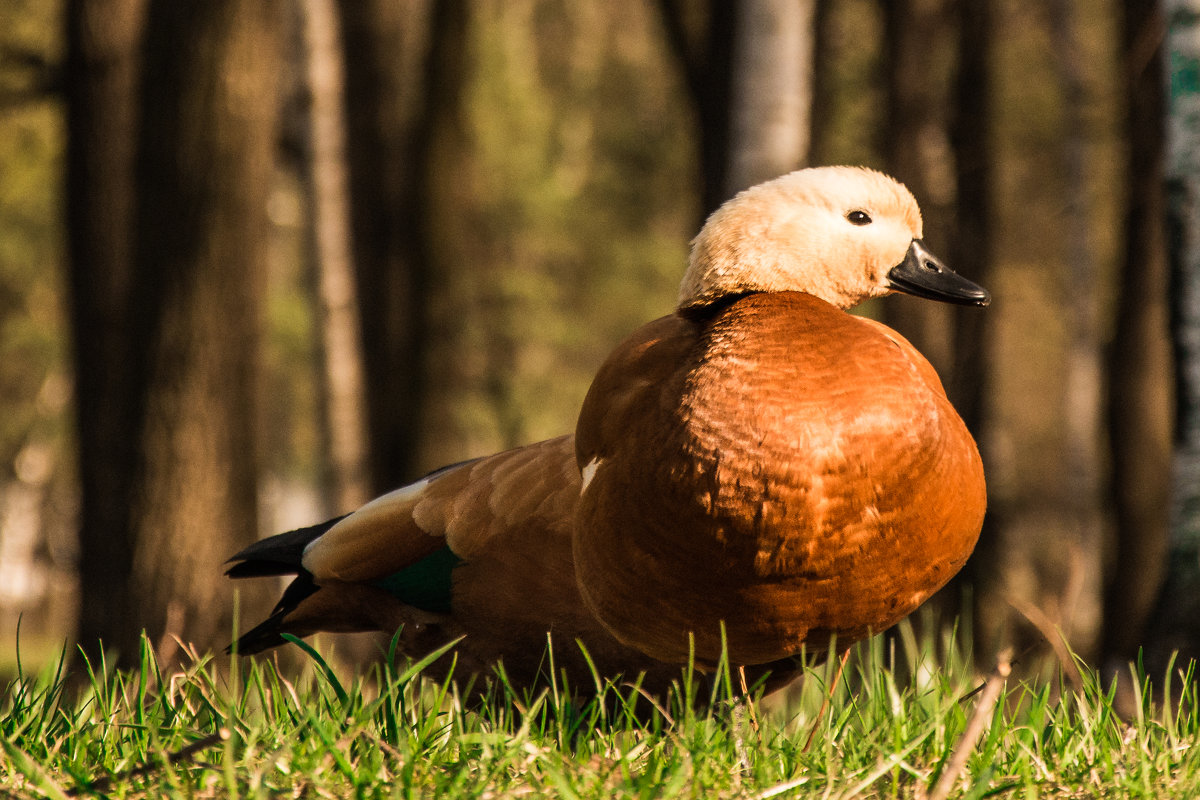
[1166,0,1200,550]
[1147,0,1200,663]
[300,0,371,514]
[724,0,815,195]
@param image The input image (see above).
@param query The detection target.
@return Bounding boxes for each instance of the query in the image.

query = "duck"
[227,166,989,698]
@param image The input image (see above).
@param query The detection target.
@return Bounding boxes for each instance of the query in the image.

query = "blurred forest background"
[0,0,1198,683]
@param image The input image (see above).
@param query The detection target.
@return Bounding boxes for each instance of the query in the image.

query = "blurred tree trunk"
[1146,0,1200,665]
[658,0,815,210]
[808,0,834,163]
[879,0,979,637]
[947,0,994,434]
[1102,0,1171,668]
[724,0,815,194]
[880,0,956,378]
[1048,0,1105,658]
[130,0,282,660]
[71,0,282,662]
[66,0,148,658]
[946,0,1000,654]
[655,0,738,215]
[338,0,467,491]
[300,0,371,514]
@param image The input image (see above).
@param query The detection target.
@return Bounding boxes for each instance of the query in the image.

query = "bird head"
[678,166,990,312]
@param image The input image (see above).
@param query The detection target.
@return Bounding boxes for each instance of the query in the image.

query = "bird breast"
[573,291,986,666]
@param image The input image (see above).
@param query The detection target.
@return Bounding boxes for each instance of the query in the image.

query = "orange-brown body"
[575,292,985,666]
[227,166,989,697]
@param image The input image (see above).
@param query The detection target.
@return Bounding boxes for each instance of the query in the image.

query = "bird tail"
[226,515,347,578]
[225,514,347,654]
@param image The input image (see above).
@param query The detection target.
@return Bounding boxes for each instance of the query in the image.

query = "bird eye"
[846,210,872,226]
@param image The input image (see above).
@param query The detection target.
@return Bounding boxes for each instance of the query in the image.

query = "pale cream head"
[678,166,925,311]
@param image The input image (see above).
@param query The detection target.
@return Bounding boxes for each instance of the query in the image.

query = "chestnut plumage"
[227,166,988,697]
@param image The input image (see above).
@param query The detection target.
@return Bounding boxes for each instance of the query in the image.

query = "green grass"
[2,624,1199,798]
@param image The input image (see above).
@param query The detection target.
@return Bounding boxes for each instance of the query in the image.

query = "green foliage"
[0,0,74,667]
[4,625,1200,798]
[0,49,67,470]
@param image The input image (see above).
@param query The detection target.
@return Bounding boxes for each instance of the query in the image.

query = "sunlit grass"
[2,623,1199,798]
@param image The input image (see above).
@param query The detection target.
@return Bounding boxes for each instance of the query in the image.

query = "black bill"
[886,239,991,307]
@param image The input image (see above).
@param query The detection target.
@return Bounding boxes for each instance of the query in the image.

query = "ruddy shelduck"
[228,166,989,696]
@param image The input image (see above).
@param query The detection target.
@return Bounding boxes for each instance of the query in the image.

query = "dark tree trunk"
[1047,0,1106,659]
[655,0,739,215]
[880,0,957,378]
[338,0,467,492]
[946,0,1000,655]
[85,0,281,661]
[878,0,979,639]
[808,0,834,164]
[948,0,994,432]
[1145,0,1200,666]
[66,0,148,660]
[1102,0,1171,667]
[70,0,281,662]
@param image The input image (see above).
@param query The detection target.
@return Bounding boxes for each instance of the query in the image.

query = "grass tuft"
[2,623,1199,798]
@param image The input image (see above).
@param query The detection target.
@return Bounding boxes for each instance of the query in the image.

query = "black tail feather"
[228,572,320,654]
[229,610,291,655]
[226,515,348,654]
[225,514,349,578]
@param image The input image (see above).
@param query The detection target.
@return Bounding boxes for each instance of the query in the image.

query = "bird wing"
[301,434,582,583]
[303,310,700,588]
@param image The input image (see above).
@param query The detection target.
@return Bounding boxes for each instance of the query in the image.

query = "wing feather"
[302,435,581,583]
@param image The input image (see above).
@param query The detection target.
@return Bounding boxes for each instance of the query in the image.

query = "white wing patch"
[580,457,603,494]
